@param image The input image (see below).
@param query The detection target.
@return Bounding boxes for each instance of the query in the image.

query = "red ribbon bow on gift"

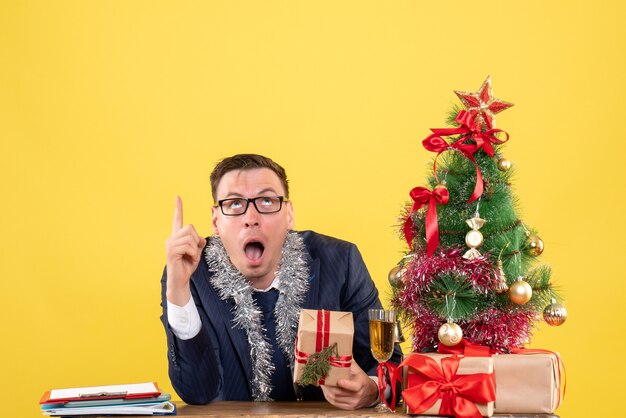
[403,185,449,256]
[422,110,510,204]
[391,354,495,418]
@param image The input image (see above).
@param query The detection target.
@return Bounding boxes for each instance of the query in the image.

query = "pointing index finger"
[172,195,183,234]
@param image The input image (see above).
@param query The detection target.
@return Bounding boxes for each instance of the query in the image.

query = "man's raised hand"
[165,196,207,306]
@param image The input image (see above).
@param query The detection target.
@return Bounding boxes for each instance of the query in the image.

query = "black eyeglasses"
[215,196,286,216]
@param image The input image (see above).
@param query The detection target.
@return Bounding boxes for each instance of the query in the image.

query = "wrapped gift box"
[401,353,495,417]
[494,352,563,414]
[293,309,353,387]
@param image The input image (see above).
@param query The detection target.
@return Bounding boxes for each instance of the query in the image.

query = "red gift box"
[398,353,495,417]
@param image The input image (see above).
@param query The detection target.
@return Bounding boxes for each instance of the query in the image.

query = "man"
[161,154,401,409]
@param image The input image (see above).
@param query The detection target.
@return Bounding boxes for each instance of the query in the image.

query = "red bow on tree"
[403,185,449,256]
[422,110,510,203]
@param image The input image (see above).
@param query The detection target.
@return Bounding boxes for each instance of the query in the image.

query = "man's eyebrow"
[222,188,279,199]
[223,192,245,199]
[256,188,279,196]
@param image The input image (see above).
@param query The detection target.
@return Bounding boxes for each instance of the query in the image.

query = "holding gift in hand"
[294,309,354,387]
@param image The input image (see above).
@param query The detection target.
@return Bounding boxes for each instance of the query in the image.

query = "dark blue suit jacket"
[160,230,402,404]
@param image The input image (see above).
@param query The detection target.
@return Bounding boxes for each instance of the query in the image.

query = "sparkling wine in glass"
[368,309,396,412]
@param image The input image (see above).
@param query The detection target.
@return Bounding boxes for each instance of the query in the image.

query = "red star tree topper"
[454,76,513,129]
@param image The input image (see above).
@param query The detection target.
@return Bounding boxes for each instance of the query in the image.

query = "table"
[174,401,559,417]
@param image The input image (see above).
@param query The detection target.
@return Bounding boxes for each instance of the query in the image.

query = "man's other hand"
[165,196,206,306]
[320,361,379,410]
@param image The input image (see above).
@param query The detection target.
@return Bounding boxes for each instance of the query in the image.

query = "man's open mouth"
[244,241,265,261]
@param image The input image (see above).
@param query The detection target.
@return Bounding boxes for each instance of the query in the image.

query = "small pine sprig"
[526,265,560,309]
[299,343,338,386]
[446,104,463,126]
[425,272,486,321]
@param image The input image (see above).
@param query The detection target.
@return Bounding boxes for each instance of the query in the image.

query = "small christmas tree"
[391,77,567,353]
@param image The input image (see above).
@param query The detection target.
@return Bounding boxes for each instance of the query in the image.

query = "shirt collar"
[253,277,281,292]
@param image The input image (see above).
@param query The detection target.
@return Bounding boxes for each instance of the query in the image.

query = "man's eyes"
[223,197,277,209]
[227,199,245,209]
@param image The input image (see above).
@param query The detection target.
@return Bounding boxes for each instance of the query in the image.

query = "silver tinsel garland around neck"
[205,232,310,401]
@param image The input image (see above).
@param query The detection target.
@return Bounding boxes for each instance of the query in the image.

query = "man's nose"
[243,203,261,227]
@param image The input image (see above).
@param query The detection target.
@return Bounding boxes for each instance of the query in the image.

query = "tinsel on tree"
[390,77,567,353]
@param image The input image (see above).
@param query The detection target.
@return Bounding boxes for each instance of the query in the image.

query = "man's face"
[212,168,294,287]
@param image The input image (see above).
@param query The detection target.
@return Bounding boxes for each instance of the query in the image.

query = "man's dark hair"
[210,154,290,200]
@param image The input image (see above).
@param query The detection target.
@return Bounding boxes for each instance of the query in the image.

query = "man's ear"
[286,200,294,230]
[211,205,220,236]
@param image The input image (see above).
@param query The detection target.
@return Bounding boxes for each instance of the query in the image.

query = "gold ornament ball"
[434,183,448,192]
[525,235,544,256]
[509,277,533,305]
[438,321,463,346]
[543,300,567,326]
[497,158,511,171]
[465,230,484,248]
[388,265,406,288]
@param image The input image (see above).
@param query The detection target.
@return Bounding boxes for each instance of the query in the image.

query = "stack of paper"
[39,382,176,416]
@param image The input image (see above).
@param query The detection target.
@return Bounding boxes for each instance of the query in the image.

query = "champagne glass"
[368,309,396,412]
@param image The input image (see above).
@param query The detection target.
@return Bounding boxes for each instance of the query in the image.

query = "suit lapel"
[213,298,253,384]
[303,254,320,309]
[195,268,253,391]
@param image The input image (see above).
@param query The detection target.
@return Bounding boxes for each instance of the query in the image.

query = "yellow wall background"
[1,1,624,416]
